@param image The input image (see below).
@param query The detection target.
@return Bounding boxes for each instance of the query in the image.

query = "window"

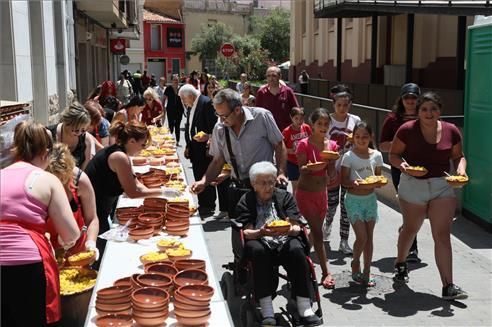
[151,25,161,51]
[172,59,180,75]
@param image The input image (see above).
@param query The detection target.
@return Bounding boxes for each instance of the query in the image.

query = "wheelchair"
[220,219,323,327]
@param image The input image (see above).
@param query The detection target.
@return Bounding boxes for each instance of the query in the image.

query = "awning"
[314,0,492,18]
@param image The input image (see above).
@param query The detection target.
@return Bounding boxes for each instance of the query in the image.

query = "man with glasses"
[178,84,218,218]
[256,66,299,131]
[191,89,288,219]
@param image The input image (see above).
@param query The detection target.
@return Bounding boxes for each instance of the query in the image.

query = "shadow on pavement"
[202,219,231,232]
[371,256,428,274]
[324,280,468,318]
[451,216,492,250]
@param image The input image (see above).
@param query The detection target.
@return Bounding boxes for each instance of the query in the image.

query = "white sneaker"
[339,239,353,255]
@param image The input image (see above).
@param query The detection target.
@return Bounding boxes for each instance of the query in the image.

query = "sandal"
[352,271,365,284]
[321,273,336,289]
[363,274,376,287]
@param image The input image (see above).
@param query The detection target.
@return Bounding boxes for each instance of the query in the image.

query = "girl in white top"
[324,90,361,255]
[341,121,384,287]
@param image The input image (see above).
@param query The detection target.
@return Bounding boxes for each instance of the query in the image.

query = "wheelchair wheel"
[220,271,235,302]
[240,301,257,327]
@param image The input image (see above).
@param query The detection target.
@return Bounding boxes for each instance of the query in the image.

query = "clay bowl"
[145,262,178,278]
[320,150,340,161]
[174,291,210,307]
[95,313,133,327]
[266,224,291,235]
[131,287,170,309]
[132,312,168,327]
[177,284,214,302]
[175,312,211,326]
[128,229,154,241]
[116,206,143,214]
[130,273,143,289]
[174,259,206,272]
[132,301,168,313]
[136,273,172,290]
[96,285,132,301]
[95,294,130,306]
[174,298,210,311]
[138,212,163,223]
[446,175,469,188]
[132,307,169,318]
[166,227,189,237]
[112,277,132,288]
[132,157,147,166]
[149,158,165,166]
[173,269,208,288]
[144,182,161,188]
[95,300,131,312]
[165,219,189,229]
[66,250,96,267]
[305,161,328,172]
[175,308,211,319]
[144,197,167,207]
[405,166,428,177]
[95,307,131,317]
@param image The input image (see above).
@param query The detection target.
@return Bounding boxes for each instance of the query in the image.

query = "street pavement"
[174,127,492,327]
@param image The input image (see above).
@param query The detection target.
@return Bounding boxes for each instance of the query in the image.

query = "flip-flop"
[321,274,336,289]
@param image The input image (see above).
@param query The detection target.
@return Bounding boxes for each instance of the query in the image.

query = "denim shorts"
[344,192,379,224]
[398,174,455,205]
[287,161,300,181]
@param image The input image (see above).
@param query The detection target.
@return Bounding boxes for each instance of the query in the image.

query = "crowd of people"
[0,65,469,326]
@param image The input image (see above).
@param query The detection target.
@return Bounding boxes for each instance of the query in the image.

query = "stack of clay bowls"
[136,273,173,293]
[143,197,167,214]
[131,287,170,326]
[174,284,214,326]
[115,206,143,226]
[128,225,154,242]
[95,285,132,316]
[137,212,164,236]
[165,199,190,236]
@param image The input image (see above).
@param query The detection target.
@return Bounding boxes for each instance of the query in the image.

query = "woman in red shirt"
[389,92,468,300]
[142,88,164,126]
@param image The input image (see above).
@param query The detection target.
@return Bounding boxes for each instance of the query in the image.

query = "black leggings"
[1,262,49,326]
[244,237,310,299]
[167,112,183,144]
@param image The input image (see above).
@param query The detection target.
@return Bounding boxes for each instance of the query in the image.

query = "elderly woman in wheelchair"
[234,161,322,327]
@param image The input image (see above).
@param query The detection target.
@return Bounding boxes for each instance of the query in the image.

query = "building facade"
[143,9,185,81]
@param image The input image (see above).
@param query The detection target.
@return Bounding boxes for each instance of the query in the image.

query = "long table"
[84,159,233,326]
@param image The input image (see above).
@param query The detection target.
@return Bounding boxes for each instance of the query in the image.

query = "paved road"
[174,127,492,327]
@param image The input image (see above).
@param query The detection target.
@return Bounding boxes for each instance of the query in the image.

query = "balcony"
[314,0,492,18]
[75,0,140,28]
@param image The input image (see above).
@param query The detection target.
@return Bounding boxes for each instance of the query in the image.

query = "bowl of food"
[132,157,147,166]
[59,267,97,296]
[445,175,469,188]
[166,248,192,261]
[192,131,207,141]
[66,250,96,267]
[305,161,327,172]
[156,238,183,251]
[320,150,340,161]
[139,251,169,265]
[405,166,428,177]
[266,220,291,234]
[357,175,387,189]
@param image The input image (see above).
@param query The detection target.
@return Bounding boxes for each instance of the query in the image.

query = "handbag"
[224,128,252,218]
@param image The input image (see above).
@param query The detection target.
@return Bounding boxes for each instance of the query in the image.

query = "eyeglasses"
[215,110,234,120]
[255,180,276,188]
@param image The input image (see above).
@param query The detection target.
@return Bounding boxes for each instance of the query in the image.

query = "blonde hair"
[12,121,53,162]
[47,143,76,186]
[60,102,91,129]
[143,87,159,101]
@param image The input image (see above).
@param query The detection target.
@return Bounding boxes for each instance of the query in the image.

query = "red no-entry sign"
[220,43,235,57]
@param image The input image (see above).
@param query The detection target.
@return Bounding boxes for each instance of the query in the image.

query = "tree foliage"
[250,8,290,63]
[191,22,233,60]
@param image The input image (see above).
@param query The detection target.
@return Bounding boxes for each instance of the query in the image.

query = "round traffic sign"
[220,43,235,57]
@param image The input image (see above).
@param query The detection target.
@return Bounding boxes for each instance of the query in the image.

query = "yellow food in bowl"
[165,168,182,175]
[445,175,468,182]
[194,131,207,138]
[139,150,153,157]
[67,251,95,263]
[157,239,183,248]
[267,220,290,227]
[141,251,168,262]
[166,248,191,256]
[407,166,426,171]
[222,163,232,171]
[59,268,97,296]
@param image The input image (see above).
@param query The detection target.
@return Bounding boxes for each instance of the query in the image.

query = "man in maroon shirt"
[256,66,299,131]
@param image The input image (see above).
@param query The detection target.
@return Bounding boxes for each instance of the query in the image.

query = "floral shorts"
[344,192,378,224]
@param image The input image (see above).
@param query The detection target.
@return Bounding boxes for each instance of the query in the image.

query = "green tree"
[251,8,290,63]
[230,35,269,80]
[191,22,234,60]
